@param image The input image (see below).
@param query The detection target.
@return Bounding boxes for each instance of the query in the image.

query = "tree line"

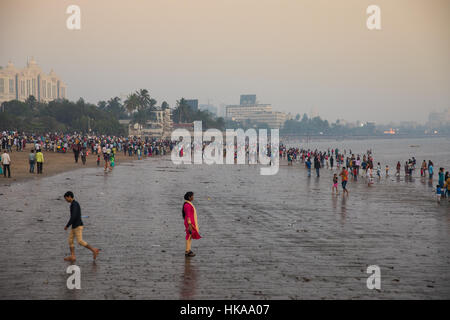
[0,88,225,134]
[0,96,125,135]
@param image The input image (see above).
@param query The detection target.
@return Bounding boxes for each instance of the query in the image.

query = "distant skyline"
[1,0,449,124]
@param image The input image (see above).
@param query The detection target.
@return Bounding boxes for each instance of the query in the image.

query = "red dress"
[183,201,201,240]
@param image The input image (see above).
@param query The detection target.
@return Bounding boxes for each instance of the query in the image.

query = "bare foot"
[93,248,101,260]
[64,256,76,262]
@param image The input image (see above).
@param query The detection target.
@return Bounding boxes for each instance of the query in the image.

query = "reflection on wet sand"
[340,195,347,223]
[0,138,449,299]
[180,258,197,300]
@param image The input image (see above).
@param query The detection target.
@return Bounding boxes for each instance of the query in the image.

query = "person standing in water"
[421,160,427,177]
[339,167,349,196]
[314,156,321,177]
[182,192,201,257]
[306,157,312,177]
[332,173,339,195]
[428,160,434,180]
[376,162,381,179]
[103,149,110,172]
[438,167,445,188]
[63,191,100,262]
[396,161,401,177]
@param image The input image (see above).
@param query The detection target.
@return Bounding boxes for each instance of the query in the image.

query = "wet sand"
[0,149,449,299]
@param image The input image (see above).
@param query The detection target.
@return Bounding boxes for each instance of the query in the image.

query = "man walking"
[314,156,321,177]
[29,149,36,173]
[63,191,100,262]
[73,143,80,163]
[2,150,11,178]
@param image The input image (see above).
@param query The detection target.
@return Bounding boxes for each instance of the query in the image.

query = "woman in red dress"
[182,192,201,257]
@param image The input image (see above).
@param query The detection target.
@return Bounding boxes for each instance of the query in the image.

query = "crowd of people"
[0,130,175,177]
[279,145,450,202]
[1,130,449,203]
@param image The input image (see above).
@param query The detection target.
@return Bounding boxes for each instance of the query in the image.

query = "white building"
[128,108,173,138]
[0,58,67,104]
[226,98,289,128]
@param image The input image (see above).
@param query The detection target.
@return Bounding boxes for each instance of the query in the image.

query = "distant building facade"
[226,104,272,120]
[226,95,289,128]
[185,99,198,111]
[240,94,256,105]
[128,108,173,138]
[0,58,67,104]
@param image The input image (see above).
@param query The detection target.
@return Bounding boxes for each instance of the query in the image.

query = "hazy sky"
[1,0,449,124]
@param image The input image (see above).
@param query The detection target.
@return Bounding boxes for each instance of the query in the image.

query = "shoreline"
[280,135,450,141]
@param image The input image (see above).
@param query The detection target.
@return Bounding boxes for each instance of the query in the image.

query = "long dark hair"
[182,191,194,219]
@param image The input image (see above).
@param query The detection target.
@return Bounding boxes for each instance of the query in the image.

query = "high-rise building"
[240,94,256,105]
[185,99,198,111]
[0,58,67,104]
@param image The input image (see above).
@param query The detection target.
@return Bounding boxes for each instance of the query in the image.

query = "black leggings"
[3,164,10,177]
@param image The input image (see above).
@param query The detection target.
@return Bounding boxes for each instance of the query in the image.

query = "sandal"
[185,250,196,257]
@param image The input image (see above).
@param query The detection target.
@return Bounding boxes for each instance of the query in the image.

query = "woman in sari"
[182,192,201,257]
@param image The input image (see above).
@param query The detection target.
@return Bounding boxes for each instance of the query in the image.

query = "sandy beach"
[0,149,136,185]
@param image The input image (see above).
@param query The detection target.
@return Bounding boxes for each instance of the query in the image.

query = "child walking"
[332,173,339,194]
[436,185,442,204]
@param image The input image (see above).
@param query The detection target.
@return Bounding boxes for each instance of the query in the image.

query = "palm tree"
[124,93,139,115]
[97,100,107,111]
[107,97,125,119]
[136,89,151,111]
[161,101,169,110]
[175,98,191,123]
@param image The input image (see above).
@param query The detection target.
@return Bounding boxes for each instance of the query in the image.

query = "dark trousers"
[3,164,10,177]
[29,160,35,173]
[37,162,43,174]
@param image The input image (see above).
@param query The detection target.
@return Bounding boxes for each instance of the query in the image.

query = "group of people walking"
[279,145,449,202]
